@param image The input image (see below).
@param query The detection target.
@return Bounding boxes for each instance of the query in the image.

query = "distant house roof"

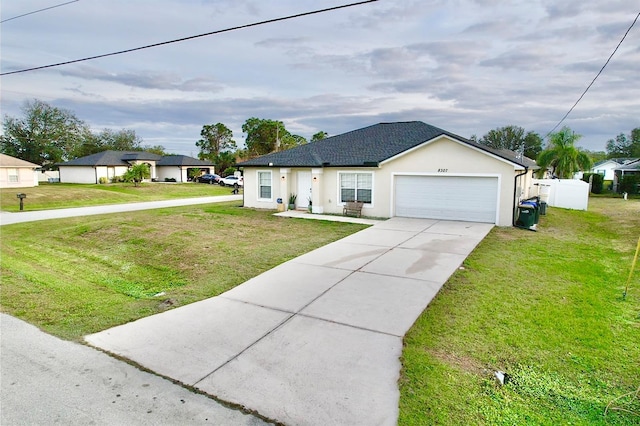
[58,151,212,167]
[237,121,538,169]
[593,158,637,168]
[156,155,214,167]
[0,153,41,168]
[615,158,640,171]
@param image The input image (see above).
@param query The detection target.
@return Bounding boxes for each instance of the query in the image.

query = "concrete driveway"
[86,217,493,425]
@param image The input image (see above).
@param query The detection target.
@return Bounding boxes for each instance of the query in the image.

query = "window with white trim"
[339,172,372,204]
[8,168,18,183]
[257,171,272,200]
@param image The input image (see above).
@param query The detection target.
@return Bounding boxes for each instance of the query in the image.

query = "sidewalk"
[0,195,242,226]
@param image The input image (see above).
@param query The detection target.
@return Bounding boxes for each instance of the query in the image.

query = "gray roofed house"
[57,151,214,184]
[238,121,539,227]
[612,158,640,193]
[590,157,639,181]
[238,121,538,170]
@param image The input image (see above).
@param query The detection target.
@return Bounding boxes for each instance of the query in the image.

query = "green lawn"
[399,197,640,425]
[0,202,367,340]
[1,193,638,424]
[0,182,231,212]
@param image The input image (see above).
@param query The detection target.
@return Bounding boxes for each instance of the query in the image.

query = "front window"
[340,172,372,203]
[8,168,18,183]
[258,171,272,200]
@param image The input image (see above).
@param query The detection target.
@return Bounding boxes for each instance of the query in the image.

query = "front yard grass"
[0,182,230,212]
[2,194,638,424]
[399,197,640,425]
[0,202,367,340]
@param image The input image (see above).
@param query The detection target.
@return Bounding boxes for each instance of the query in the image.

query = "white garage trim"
[391,173,501,224]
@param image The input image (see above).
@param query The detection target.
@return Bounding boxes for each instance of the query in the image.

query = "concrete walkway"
[0,195,243,226]
[86,217,493,425]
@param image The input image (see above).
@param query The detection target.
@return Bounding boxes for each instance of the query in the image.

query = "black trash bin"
[516,204,536,228]
[540,201,547,215]
[521,200,540,224]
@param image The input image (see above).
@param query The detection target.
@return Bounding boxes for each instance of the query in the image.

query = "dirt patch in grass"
[426,348,488,376]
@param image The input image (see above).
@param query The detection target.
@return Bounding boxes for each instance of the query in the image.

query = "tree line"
[194,119,327,173]
[1,99,637,179]
[0,100,165,170]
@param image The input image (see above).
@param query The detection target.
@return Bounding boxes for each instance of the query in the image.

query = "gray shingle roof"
[237,121,537,169]
[58,151,211,167]
[156,155,213,166]
[615,158,640,171]
[593,158,637,168]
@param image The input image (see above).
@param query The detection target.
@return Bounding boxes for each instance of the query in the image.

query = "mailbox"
[16,193,26,210]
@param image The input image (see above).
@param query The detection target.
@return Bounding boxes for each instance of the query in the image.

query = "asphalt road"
[0,314,267,425]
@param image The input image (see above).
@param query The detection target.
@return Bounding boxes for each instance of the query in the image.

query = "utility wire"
[544,11,640,138]
[1,0,80,24]
[1,0,378,76]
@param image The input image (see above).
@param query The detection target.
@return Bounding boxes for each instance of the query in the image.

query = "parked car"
[219,175,243,187]
[197,173,221,184]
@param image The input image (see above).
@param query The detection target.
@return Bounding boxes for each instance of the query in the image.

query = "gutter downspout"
[512,166,529,226]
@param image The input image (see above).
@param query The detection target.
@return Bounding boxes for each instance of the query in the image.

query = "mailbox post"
[16,193,26,211]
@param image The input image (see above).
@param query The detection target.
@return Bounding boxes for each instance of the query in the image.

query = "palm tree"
[123,163,150,187]
[536,127,592,178]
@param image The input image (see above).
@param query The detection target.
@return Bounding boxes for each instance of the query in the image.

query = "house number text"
[437,168,448,172]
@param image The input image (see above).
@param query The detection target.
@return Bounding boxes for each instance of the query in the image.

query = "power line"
[1,0,378,76]
[1,0,80,24]
[544,11,640,138]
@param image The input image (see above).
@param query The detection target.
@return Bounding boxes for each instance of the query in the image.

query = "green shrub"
[98,177,108,184]
[619,174,640,194]
[581,173,604,194]
[223,167,236,177]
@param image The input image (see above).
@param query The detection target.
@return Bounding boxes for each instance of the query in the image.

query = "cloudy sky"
[1,0,639,156]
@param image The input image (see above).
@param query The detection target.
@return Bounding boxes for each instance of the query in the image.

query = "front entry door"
[297,171,312,209]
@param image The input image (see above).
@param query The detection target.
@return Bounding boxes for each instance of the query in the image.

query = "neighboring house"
[0,153,41,188]
[237,121,538,226]
[613,158,640,192]
[57,151,214,184]
[591,158,636,181]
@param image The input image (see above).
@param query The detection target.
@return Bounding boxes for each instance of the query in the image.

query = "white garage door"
[395,175,498,223]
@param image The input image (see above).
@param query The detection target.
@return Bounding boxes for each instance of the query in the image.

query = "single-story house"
[591,158,636,181]
[237,121,538,226]
[0,153,41,188]
[613,158,640,192]
[57,151,214,184]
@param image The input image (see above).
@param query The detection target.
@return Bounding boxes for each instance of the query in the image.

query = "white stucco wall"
[0,167,39,188]
[156,167,184,182]
[60,166,131,183]
[59,166,97,184]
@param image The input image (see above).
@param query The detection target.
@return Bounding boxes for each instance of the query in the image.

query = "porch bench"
[343,201,364,217]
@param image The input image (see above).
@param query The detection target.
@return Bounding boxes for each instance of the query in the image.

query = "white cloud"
[1,0,639,154]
